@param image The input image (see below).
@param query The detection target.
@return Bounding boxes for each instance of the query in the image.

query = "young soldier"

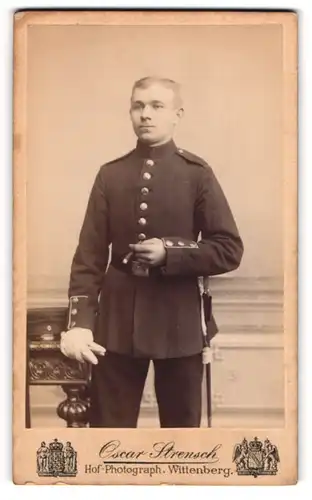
[60,76,244,428]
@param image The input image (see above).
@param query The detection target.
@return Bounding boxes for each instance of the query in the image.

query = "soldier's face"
[130,83,183,146]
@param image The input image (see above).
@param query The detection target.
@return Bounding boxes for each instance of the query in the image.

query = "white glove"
[60,327,106,365]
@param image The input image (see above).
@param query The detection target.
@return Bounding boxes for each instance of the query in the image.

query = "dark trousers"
[89,351,203,428]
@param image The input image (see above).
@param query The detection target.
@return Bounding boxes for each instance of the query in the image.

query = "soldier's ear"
[175,107,184,124]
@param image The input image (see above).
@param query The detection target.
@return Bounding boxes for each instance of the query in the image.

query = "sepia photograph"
[13,10,297,485]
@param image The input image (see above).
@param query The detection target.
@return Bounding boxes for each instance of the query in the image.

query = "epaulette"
[175,148,208,167]
[104,149,135,166]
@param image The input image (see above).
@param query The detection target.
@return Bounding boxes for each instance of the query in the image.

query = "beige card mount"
[13,10,297,485]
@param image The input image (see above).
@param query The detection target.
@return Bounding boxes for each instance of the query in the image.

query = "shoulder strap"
[105,149,135,166]
[176,148,208,167]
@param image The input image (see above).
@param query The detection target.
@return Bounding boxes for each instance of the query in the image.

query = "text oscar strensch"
[60,76,244,428]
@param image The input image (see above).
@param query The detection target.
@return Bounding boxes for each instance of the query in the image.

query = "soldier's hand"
[60,327,106,365]
[129,238,166,266]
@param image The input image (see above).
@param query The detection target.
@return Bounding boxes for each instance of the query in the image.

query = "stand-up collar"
[135,139,177,160]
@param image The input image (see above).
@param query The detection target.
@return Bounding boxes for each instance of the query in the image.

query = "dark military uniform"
[66,139,243,427]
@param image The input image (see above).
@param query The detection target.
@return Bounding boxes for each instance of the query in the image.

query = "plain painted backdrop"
[26,24,283,291]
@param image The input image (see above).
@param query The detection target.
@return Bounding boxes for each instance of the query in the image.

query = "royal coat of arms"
[233,437,280,477]
[36,438,78,477]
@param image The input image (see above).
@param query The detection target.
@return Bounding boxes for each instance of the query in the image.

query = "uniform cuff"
[160,238,199,276]
[66,295,96,332]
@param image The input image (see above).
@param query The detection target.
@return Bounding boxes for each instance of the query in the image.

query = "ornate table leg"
[57,384,90,428]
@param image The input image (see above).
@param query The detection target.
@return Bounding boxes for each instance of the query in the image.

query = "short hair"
[131,76,183,108]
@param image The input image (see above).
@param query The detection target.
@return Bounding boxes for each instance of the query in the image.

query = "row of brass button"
[137,158,155,240]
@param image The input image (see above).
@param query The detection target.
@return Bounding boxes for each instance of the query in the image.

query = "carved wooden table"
[27,307,91,428]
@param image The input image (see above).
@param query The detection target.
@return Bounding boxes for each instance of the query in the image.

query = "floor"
[30,406,284,429]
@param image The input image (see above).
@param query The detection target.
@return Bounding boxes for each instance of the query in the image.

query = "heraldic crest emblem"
[36,438,78,477]
[233,437,280,477]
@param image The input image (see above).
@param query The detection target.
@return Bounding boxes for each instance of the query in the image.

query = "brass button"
[178,241,185,246]
[46,325,52,331]
[71,308,77,315]
[140,202,148,211]
[138,218,147,226]
[145,159,154,167]
[72,297,79,303]
[141,187,149,195]
[143,172,152,180]
[138,233,146,240]
[165,240,173,246]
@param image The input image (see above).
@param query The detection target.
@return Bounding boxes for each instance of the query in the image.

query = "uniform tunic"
[66,139,244,359]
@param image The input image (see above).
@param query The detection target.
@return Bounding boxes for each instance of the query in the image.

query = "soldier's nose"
[141,106,152,119]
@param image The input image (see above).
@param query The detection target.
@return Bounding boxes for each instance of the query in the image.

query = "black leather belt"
[111,254,161,278]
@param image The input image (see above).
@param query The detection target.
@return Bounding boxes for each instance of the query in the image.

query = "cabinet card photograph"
[13,10,298,485]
